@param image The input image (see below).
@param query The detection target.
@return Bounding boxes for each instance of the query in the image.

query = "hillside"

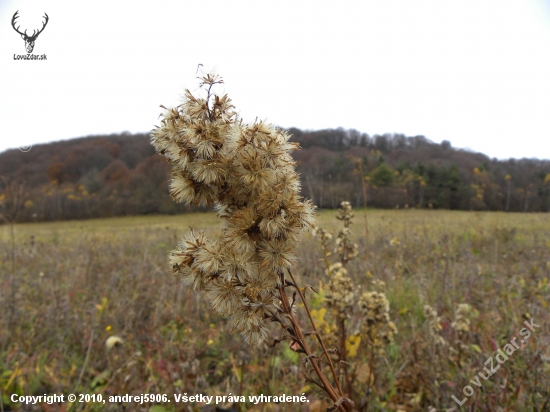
[0,129,549,222]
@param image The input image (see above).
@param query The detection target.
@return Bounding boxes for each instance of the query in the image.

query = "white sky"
[1,0,549,160]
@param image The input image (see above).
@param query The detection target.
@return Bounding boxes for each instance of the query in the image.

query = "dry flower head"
[105,335,124,350]
[359,291,397,350]
[451,303,474,333]
[424,305,446,346]
[151,72,315,345]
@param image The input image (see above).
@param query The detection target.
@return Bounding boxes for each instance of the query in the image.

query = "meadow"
[0,209,549,411]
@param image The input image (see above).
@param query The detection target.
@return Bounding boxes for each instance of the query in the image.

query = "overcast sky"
[1,0,549,160]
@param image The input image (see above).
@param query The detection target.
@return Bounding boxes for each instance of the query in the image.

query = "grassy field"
[1,209,549,411]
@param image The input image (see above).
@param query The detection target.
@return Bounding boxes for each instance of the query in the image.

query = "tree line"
[0,129,549,222]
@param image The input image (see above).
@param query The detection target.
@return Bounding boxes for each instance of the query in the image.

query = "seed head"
[152,72,315,345]
[358,291,397,349]
[105,336,124,350]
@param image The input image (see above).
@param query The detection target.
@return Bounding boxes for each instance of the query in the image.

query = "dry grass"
[1,209,549,411]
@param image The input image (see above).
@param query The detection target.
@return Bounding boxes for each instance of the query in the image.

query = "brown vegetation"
[1,128,549,223]
[0,210,549,411]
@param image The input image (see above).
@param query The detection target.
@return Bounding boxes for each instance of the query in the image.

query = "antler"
[11,11,26,37]
[32,13,49,39]
[11,11,49,39]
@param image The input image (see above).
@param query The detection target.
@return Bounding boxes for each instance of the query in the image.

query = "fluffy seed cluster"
[312,227,333,245]
[335,201,353,221]
[334,202,358,263]
[105,335,124,350]
[151,72,315,345]
[451,303,473,333]
[358,291,397,349]
[325,263,355,318]
[424,305,446,346]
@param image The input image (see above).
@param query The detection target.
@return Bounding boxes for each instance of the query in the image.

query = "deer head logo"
[12,11,49,54]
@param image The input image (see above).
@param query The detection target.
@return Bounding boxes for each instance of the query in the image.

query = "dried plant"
[451,303,474,334]
[151,71,353,410]
[358,291,397,353]
[424,305,446,347]
[314,201,397,409]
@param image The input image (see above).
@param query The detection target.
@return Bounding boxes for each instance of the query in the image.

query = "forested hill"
[0,128,549,222]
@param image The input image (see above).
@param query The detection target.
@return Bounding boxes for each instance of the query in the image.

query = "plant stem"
[284,269,353,411]
[277,282,348,411]
[74,329,94,392]
[338,318,351,397]
[287,270,344,394]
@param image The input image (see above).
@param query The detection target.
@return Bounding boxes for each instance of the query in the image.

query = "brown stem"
[278,279,352,412]
[285,269,352,409]
[360,339,376,412]
[338,318,351,398]
[320,240,332,271]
